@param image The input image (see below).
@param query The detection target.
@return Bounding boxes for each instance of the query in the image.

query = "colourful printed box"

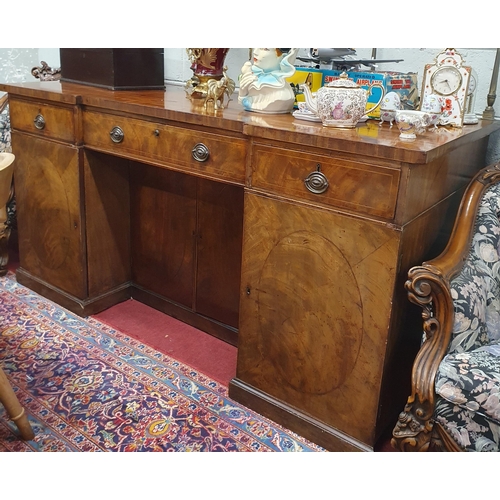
[289,68,419,118]
[287,68,324,104]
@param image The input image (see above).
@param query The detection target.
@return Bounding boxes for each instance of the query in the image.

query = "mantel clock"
[420,48,472,127]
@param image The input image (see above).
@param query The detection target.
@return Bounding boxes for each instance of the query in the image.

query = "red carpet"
[93,300,237,387]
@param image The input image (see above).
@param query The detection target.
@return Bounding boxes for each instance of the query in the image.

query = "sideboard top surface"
[2,81,499,164]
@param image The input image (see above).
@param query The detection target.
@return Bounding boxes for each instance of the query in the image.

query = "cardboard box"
[290,68,419,118]
[60,49,165,90]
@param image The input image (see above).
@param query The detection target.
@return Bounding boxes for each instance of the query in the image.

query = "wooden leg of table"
[0,366,35,440]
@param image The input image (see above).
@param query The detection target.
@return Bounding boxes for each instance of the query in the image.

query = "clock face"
[431,66,463,96]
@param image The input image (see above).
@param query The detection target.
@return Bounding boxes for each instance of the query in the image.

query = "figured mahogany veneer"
[83,110,247,185]
[8,96,79,144]
[2,80,499,452]
[251,142,401,219]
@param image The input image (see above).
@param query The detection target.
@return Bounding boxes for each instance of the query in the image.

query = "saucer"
[292,110,322,122]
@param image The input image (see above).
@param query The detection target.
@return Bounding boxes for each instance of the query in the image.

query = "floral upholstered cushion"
[436,343,500,425]
[435,397,500,451]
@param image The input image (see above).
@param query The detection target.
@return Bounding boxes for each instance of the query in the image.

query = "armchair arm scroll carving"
[392,265,454,451]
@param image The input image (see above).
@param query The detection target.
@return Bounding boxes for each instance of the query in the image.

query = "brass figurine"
[204,67,235,111]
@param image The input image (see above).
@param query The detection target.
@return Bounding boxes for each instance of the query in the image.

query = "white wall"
[2,47,500,161]
[0,48,39,84]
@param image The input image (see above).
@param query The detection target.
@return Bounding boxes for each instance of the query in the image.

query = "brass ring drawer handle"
[304,170,329,194]
[33,114,45,130]
[192,143,210,162]
[109,126,124,143]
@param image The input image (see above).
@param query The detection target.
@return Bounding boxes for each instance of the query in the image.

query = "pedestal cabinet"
[2,81,499,451]
[7,94,87,301]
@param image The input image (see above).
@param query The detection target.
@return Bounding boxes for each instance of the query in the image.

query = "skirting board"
[15,268,130,317]
[228,378,373,452]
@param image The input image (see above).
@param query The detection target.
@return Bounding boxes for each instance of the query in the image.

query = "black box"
[59,49,165,90]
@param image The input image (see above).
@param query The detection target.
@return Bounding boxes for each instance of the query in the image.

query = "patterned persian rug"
[0,273,324,452]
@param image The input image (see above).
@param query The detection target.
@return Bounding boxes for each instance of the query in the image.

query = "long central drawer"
[82,110,247,184]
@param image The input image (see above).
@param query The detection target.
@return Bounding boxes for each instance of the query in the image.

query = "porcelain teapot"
[300,72,385,128]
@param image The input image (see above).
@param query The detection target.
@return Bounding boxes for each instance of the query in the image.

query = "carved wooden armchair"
[392,162,500,452]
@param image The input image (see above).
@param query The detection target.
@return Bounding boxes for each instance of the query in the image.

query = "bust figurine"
[238,48,299,114]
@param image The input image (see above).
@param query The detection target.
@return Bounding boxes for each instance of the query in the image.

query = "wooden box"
[59,49,165,90]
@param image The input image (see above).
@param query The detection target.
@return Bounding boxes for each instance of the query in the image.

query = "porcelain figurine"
[395,110,432,140]
[238,48,299,114]
[420,93,443,128]
[300,72,384,128]
[379,91,401,128]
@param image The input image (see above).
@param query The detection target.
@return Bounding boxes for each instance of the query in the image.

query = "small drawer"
[251,143,400,219]
[8,97,76,143]
[83,111,247,184]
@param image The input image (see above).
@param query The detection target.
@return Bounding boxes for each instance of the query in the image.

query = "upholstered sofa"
[392,162,500,452]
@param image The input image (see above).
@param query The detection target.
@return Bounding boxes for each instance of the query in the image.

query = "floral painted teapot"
[300,72,385,128]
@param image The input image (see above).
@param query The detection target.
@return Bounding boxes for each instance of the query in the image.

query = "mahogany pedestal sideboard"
[2,81,499,451]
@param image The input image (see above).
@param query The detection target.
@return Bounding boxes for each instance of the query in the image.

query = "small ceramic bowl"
[395,110,432,140]
[379,109,398,128]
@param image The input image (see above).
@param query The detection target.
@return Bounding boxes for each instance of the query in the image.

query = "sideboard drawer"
[251,143,400,219]
[83,111,247,184]
[8,97,76,143]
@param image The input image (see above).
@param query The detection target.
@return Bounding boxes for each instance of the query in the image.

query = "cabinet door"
[12,132,86,298]
[195,178,243,331]
[237,192,400,445]
[130,163,196,308]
